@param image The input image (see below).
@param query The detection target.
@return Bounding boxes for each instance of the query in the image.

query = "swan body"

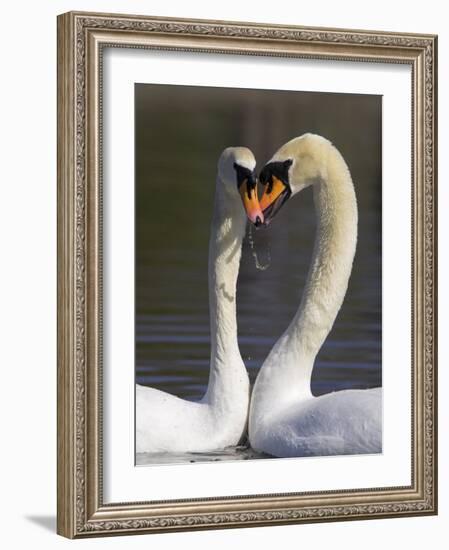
[249,134,382,458]
[137,147,262,454]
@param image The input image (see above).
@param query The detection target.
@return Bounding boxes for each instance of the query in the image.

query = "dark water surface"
[136,446,269,466]
[135,84,382,464]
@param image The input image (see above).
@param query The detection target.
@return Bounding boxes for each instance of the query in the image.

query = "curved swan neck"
[292,148,358,352]
[205,179,248,403]
[255,138,358,406]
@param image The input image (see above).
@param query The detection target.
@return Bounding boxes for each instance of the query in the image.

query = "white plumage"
[249,134,382,458]
[136,148,256,454]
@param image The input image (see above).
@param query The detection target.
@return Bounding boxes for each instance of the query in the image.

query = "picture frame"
[57,10,438,538]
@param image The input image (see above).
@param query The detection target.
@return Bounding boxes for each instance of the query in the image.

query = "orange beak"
[259,176,291,224]
[239,179,264,226]
[259,176,288,212]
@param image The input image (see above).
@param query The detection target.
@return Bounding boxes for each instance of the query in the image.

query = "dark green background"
[135,83,382,399]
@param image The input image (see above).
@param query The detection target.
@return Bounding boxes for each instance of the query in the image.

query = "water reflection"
[137,446,269,466]
[135,84,382,464]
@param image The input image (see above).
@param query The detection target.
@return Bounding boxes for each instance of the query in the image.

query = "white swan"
[137,147,263,454]
[249,134,382,458]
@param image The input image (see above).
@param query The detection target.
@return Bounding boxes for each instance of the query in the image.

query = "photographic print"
[135,84,382,465]
[58,12,436,537]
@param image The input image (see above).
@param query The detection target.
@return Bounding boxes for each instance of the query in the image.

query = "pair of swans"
[136,134,382,458]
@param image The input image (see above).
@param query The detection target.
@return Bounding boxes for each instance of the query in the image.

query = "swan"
[136,147,264,454]
[248,134,382,458]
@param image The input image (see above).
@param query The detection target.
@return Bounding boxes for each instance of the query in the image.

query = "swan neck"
[290,148,358,386]
[253,143,357,409]
[205,180,247,401]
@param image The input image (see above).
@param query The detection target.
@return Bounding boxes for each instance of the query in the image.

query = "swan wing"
[136,384,208,453]
[255,387,382,458]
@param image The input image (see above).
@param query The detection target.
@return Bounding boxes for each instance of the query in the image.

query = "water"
[135,205,381,404]
[248,224,271,271]
[136,446,269,466]
[135,84,382,465]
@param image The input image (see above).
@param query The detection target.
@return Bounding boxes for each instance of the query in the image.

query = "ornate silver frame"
[57,11,438,538]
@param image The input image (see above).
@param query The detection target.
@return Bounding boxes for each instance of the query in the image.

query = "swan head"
[218,147,264,227]
[258,134,327,225]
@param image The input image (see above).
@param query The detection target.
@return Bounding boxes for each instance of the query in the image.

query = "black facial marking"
[259,159,293,193]
[233,162,257,199]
